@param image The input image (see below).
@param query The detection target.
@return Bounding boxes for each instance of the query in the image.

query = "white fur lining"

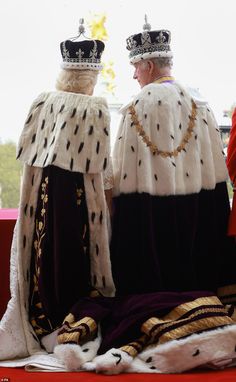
[130,50,173,64]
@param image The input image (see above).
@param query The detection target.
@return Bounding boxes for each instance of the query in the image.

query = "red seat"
[0,209,18,319]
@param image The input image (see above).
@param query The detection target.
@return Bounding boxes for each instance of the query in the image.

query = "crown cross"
[143,14,151,31]
[126,36,137,50]
[141,31,152,47]
[90,40,98,60]
[62,41,70,58]
[76,48,85,60]
[157,31,166,44]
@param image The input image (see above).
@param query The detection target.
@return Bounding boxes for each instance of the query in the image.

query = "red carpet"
[1,368,236,382]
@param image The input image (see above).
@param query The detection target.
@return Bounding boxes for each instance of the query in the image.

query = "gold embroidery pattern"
[128,99,197,157]
[30,176,52,336]
[76,188,83,205]
[89,289,103,298]
[76,185,89,255]
[29,171,90,338]
[33,176,48,268]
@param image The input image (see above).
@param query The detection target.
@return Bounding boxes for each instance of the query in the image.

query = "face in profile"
[133,61,151,88]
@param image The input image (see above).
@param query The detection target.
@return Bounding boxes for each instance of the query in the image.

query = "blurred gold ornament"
[106,82,116,94]
[102,61,115,80]
[89,14,108,41]
[101,61,116,94]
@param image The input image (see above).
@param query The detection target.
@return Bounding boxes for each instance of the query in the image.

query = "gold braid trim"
[155,316,233,345]
[120,334,149,358]
[57,316,97,345]
[157,296,224,322]
[141,296,225,330]
[62,313,75,325]
[128,99,197,157]
[142,307,230,334]
[142,307,234,345]
[57,330,81,344]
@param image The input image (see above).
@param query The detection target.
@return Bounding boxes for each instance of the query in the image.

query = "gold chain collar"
[128,99,197,158]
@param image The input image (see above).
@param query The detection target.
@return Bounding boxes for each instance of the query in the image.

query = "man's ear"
[147,60,154,73]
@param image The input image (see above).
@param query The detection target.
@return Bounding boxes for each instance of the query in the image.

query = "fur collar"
[113,82,227,197]
[17,91,110,174]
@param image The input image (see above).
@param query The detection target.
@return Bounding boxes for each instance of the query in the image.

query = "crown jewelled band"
[126,24,173,63]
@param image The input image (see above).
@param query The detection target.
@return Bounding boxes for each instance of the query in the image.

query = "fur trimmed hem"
[2,325,236,373]
[83,324,236,374]
[130,324,236,373]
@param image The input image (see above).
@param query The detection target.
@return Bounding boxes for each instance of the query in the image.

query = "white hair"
[151,57,173,69]
[139,57,173,69]
[56,69,98,95]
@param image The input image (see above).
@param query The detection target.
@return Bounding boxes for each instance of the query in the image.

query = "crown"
[60,19,105,70]
[60,39,105,70]
[126,16,172,64]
